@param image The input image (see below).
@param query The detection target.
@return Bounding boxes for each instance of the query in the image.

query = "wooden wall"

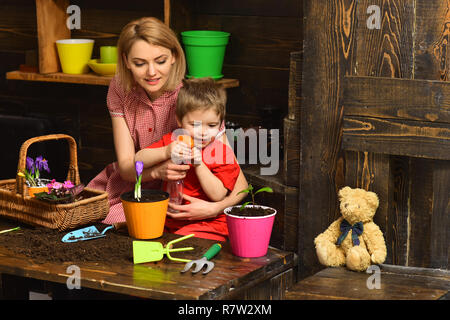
[301,0,449,280]
[171,0,302,129]
[0,1,302,184]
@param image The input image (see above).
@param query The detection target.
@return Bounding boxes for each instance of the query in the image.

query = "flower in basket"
[134,161,143,201]
[34,179,85,203]
[18,155,50,187]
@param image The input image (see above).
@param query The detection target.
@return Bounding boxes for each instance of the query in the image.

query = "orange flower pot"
[26,179,52,197]
[28,186,48,197]
[120,190,169,239]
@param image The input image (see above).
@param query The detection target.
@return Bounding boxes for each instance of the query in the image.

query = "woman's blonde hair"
[117,17,186,93]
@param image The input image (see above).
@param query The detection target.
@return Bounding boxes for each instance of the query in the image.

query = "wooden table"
[0,219,296,300]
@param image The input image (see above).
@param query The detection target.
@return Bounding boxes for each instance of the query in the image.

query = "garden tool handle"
[203,243,222,260]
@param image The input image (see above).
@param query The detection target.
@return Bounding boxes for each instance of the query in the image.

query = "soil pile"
[228,206,275,217]
[0,222,133,264]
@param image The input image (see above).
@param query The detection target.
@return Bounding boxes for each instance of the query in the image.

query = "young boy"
[135,78,240,241]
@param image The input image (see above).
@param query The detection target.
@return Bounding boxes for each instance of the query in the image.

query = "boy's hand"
[170,141,193,164]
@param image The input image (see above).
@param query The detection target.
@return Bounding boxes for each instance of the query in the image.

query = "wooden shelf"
[6,71,240,88]
[6,71,112,86]
[8,1,239,89]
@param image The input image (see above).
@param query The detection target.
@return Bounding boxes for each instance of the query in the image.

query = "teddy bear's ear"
[366,191,379,209]
[338,186,352,200]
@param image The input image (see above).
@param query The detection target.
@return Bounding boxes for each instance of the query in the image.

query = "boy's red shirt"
[146,132,240,240]
[146,132,240,200]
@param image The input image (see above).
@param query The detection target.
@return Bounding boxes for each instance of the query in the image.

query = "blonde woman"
[88,17,248,231]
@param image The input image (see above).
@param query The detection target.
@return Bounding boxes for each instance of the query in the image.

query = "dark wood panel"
[71,0,164,12]
[408,158,433,268]
[283,117,299,187]
[343,116,450,160]
[288,51,302,121]
[190,14,301,69]
[224,65,289,125]
[355,0,414,78]
[430,161,450,269]
[414,0,450,270]
[414,0,450,81]
[78,146,116,184]
[0,3,37,51]
[343,76,450,124]
[299,0,351,279]
[388,156,409,266]
[192,0,301,17]
[70,7,165,55]
[350,0,415,269]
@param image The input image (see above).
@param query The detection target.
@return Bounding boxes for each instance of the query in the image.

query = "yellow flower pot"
[56,39,94,74]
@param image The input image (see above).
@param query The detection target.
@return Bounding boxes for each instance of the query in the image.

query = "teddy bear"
[314,186,387,272]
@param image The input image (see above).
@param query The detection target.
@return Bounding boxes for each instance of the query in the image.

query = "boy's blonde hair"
[176,78,227,122]
[117,17,186,93]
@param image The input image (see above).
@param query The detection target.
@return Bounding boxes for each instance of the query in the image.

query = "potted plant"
[17,156,51,197]
[120,161,170,239]
[224,184,276,258]
[34,179,85,204]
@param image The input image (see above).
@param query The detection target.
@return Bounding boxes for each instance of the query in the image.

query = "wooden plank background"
[0,0,302,184]
[303,0,449,277]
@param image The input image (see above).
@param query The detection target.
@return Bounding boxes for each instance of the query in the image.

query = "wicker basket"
[0,134,109,231]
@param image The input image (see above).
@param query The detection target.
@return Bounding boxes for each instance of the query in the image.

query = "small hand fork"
[181,243,222,274]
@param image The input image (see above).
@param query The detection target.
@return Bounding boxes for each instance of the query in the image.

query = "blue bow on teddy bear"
[336,219,363,246]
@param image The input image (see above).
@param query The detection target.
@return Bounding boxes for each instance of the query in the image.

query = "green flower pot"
[181,30,230,80]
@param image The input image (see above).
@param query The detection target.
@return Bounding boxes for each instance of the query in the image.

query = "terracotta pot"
[120,190,169,239]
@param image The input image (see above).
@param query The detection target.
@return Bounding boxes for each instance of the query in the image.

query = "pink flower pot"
[224,205,277,258]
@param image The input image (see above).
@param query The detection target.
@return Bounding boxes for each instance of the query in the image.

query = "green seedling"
[237,184,273,210]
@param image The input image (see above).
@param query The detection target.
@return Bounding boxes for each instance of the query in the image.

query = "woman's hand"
[167,194,219,220]
[147,159,190,181]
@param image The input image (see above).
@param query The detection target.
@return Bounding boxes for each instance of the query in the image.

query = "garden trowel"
[62,225,114,243]
[133,233,195,264]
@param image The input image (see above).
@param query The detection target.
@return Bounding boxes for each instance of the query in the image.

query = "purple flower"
[135,161,144,177]
[36,156,50,173]
[35,155,43,167]
[26,157,35,174]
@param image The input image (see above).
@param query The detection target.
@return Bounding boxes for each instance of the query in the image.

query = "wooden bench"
[285,264,449,300]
